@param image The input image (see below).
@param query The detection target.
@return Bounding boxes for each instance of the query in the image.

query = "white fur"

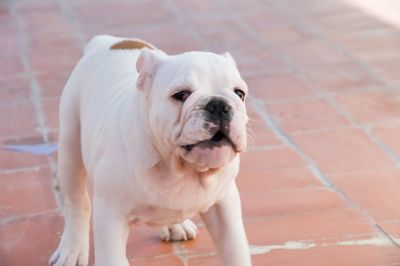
[50,35,251,266]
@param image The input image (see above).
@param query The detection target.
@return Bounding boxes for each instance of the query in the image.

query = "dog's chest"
[129,204,204,226]
[127,171,233,226]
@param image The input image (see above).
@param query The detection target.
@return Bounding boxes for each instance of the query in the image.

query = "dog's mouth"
[181,130,236,152]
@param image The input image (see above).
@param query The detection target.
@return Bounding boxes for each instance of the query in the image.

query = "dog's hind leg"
[159,219,198,242]
[49,86,91,266]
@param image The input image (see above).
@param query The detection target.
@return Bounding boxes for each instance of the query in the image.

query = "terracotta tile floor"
[1,0,400,265]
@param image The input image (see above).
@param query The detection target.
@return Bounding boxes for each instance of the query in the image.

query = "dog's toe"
[49,249,60,265]
[159,219,198,242]
[49,232,89,266]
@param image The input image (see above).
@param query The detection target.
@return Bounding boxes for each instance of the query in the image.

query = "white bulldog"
[49,35,251,266]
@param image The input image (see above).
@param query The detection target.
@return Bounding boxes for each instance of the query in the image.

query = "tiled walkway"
[1,0,400,265]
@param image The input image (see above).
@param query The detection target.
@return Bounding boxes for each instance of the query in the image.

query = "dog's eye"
[172,90,191,102]
[234,88,246,101]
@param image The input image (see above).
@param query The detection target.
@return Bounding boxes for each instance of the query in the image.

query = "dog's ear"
[222,52,237,66]
[136,48,167,91]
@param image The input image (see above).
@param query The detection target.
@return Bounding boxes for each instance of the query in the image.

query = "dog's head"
[137,48,248,172]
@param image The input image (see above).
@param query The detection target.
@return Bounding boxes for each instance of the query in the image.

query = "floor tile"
[330,168,400,222]
[180,226,215,255]
[0,167,56,219]
[252,245,400,266]
[170,0,224,16]
[372,123,400,156]
[245,208,374,245]
[0,76,31,103]
[246,73,314,101]
[36,73,68,99]
[0,145,50,171]
[292,128,394,173]
[240,147,305,173]
[115,21,206,54]
[301,62,380,92]
[0,101,38,138]
[0,54,25,79]
[306,9,389,34]
[131,256,184,266]
[187,255,219,266]
[277,39,349,67]
[240,9,313,45]
[236,166,320,194]
[336,90,400,125]
[284,0,355,16]
[246,106,282,147]
[266,98,349,132]
[369,59,400,87]
[0,212,63,266]
[126,224,175,259]
[241,187,347,218]
[42,98,59,131]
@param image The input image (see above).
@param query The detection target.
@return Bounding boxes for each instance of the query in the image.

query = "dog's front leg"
[200,183,251,266]
[93,198,130,266]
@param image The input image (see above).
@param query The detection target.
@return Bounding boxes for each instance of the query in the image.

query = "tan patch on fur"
[110,39,156,50]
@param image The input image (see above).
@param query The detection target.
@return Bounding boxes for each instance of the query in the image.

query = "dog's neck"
[146,155,224,188]
[120,92,161,177]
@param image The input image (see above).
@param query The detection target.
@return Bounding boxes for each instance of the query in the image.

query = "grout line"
[217,0,295,71]
[242,185,331,194]
[185,251,218,259]
[130,252,179,262]
[250,234,400,255]
[379,219,400,224]
[10,2,50,144]
[241,208,362,223]
[169,233,399,261]
[255,93,324,104]
[318,92,358,127]
[319,91,400,166]
[375,224,400,248]
[362,126,400,166]
[56,0,87,50]
[0,164,50,175]
[289,125,361,135]
[129,242,189,264]
[10,0,63,210]
[323,165,400,177]
[42,0,88,211]
[241,68,295,79]
[0,209,59,226]
[173,242,188,266]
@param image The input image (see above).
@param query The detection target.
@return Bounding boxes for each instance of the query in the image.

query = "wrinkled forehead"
[156,52,244,90]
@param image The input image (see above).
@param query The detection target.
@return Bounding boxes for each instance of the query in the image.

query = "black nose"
[205,99,232,121]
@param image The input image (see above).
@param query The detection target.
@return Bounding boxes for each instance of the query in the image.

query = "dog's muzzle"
[182,98,237,152]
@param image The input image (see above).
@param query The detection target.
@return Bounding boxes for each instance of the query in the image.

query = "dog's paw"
[159,219,198,242]
[49,228,89,266]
